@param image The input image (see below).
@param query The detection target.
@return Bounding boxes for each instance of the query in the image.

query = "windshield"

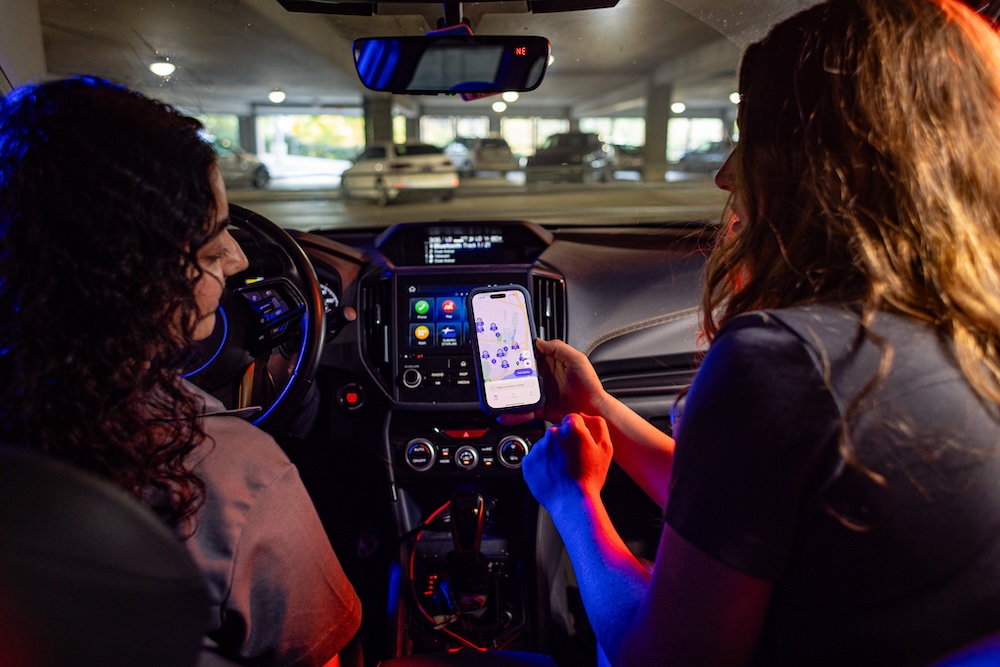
[18,0,760,232]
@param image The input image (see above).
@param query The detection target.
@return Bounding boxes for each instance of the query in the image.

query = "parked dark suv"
[524,131,614,184]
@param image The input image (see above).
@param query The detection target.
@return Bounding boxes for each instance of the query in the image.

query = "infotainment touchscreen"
[396,273,528,404]
[403,283,472,352]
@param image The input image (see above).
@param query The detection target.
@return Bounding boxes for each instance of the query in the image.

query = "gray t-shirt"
[184,384,361,666]
[666,305,1000,666]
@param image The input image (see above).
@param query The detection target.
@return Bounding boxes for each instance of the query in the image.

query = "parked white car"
[340,142,459,205]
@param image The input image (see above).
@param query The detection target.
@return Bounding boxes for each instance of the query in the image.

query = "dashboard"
[247,215,712,658]
[305,219,709,418]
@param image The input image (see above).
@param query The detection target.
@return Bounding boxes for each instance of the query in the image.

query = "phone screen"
[468,285,544,413]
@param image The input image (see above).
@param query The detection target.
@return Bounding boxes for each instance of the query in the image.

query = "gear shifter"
[450,492,485,559]
[446,492,491,614]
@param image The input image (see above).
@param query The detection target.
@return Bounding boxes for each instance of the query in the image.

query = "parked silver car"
[212,142,270,189]
[674,140,733,175]
[340,142,459,205]
[445,135,520,177]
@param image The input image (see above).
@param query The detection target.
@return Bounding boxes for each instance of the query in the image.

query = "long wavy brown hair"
[704,0,1000,412]
[0,77,220,535]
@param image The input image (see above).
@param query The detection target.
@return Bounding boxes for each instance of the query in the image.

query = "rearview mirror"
[353,36,550,95]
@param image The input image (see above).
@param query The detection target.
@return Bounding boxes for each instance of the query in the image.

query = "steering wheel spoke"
[237,277,308,354]
[184,204,325,435]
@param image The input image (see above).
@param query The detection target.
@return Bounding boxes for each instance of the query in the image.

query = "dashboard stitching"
[584,306,701,356]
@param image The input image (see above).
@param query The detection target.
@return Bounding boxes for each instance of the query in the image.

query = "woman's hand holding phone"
[498,338,609,426]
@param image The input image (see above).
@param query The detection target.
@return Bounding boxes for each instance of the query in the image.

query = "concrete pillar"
[489,115,501,134]
[364,95,394,145]
[722,105,738,141]
[0,0,47,93]
[406,115,419,142]
[643,79,672,182]
[238,116,257,153]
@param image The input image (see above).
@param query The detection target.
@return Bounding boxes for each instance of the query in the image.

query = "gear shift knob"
[450,492,485,560]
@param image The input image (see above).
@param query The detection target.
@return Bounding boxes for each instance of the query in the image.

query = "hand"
[499,338,607,426]
[522,413,613,511]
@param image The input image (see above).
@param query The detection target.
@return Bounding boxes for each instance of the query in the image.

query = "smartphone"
[467,284,544,415]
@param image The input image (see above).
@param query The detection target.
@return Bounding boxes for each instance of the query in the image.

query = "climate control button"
[454,445,480,471]
[497,436,530,469]
[404,438,436,472]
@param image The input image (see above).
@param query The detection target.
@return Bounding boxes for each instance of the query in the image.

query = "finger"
[558,413,593,444]
[544,338,582,363]
[579,413,610,441]
[534,338,557,354]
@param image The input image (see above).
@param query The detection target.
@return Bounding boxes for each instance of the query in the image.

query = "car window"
[359,147,387,161]
[396,144,443,157]
[21,0,742,229]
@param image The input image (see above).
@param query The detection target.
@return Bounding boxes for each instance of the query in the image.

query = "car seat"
[0,445,210,666]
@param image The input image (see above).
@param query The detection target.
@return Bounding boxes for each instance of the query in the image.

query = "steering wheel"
[184,204,325,435]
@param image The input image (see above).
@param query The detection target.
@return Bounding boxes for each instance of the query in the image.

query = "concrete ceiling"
[38,0,755,119]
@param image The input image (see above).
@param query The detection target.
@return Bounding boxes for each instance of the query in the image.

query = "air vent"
[531,273,567,341]
[360,275,393,391]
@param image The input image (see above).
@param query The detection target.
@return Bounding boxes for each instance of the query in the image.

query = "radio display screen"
[376,221,550,266]
[422,232,506,266]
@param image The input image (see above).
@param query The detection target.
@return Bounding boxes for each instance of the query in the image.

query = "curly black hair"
[0,76,221,534]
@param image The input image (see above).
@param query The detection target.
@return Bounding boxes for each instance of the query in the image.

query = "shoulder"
[182,380,291,483]
[681,307,841,444]
[701,307,834,380]
[715,304,861,354]
[702,305,872,394]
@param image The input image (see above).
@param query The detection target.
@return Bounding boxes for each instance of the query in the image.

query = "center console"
[358,222,565,655]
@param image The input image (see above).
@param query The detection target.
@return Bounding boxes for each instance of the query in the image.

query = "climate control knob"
[454,445,480,471]
[497,436,530,469]
[404,438,436,472]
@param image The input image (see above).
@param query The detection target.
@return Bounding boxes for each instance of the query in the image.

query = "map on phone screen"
[472,289,541,409]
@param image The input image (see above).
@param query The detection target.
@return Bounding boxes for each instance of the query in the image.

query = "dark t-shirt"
[665,305,1000,666]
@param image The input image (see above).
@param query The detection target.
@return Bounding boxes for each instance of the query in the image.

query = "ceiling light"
[268,90,287,104]
[149,61,176,77]
[729,92,741,104]
[492,101,507,113]
[502,91,519,103]
[671,102,686,114]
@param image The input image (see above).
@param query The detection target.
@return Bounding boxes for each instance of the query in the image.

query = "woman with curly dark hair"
[0,76,360,667]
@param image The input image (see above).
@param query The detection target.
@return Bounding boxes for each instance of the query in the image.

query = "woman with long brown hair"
[516,0,1000,664]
